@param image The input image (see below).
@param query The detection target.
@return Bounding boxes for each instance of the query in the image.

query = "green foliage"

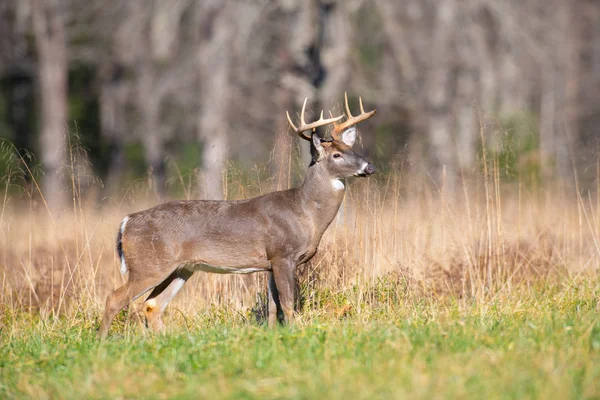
[374,119,411,172]
[0,89,8,139]
[68,63,108,176]
[0,74,37,166]
[355,4,385,75]
[0,140,42,197]
[0,141,13,180]
[123,142,148,180]
[166,141,203,197]
[1,283,599,399]
[491,111,541,182]
[176,141,203,179]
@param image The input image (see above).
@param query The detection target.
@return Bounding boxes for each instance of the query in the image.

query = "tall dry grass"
[0,135,599,327]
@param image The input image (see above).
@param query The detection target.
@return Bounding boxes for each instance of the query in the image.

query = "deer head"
[286,93,377,181]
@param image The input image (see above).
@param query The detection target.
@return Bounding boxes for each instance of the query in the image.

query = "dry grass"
[1,139,600,399]
[0,142,598,327]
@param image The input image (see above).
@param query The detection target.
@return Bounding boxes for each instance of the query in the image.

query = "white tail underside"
[119,216,129,275]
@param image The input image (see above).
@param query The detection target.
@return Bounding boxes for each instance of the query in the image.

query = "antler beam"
[286,98,344,140]
[332,92,377,140]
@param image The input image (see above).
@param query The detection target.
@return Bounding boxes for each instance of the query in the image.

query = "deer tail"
[117,216,129,275]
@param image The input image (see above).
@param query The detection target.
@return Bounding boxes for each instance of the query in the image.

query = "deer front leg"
[267,271,281,328]
[271,258,296,324]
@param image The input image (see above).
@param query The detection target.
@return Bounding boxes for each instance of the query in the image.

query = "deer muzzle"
[356,162,376,176]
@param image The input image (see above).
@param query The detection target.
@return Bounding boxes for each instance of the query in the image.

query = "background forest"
[1,0,600,208]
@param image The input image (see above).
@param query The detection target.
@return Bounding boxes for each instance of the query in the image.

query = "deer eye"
[333,153,342,159]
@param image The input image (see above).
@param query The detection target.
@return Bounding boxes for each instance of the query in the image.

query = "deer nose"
[365,163,376,175]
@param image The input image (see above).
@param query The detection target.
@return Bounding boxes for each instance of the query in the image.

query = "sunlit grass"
[1,282,599,399]
[1,136,600,398]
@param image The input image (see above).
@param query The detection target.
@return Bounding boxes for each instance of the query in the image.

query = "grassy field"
[1,282,599,399]
[1,141,600,398]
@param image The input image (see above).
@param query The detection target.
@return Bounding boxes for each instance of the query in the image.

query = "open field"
[1,283,599,399]
[1,146,600,398]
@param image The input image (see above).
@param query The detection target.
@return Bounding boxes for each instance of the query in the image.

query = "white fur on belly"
[185,263,266,274]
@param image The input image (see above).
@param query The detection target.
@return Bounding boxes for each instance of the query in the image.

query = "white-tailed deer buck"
[99,93,376,339]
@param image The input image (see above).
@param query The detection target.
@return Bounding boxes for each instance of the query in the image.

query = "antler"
[286,98,344,140]
[332,92,377,140]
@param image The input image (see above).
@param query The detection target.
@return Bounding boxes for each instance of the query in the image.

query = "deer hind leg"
[98,276,160,340]
[272,258,296,325]
[143,268,194,333]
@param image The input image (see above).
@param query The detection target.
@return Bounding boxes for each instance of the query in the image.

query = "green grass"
[1,284,599,399]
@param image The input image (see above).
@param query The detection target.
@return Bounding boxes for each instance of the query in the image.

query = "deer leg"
[272,258,296,324]
[267,271,282,328]
[98,276,160,340]
[143,268,194,333]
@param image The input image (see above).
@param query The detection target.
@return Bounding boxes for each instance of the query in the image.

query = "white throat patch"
[332,179,345,190]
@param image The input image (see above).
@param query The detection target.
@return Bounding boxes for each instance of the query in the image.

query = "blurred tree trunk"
[376,0,417,86]
[99,64,129,194]
[272,119,294,192]
[294,0,320,165]
[31,0,67,212]
[456,70,477,172]
[197,4,232,200]
[279,0,336,171]
[455,17,479,173]
[425,0,457,193]
[273,4,303,192]
[138,59,165,197]
[564,0,600,181]
[497,41,529,118]
[136,1,179,199]
[472,7,498,114]
[552,1,571,180]
[540,0,570,179]
[274,67,295,191]
[320,1,351,113]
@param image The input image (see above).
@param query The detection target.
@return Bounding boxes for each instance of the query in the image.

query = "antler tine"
[286,111,298,132]
[332,93,377,139]
[286,97,344,140]
[300,97,308,128]
[344,92,353,119]
[329,110,341,129]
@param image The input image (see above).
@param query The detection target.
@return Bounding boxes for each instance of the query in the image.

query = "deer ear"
[340,127,357,147]
[311,133,325,161]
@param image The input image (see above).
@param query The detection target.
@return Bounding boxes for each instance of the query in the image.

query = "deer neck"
[298,162,346,235]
